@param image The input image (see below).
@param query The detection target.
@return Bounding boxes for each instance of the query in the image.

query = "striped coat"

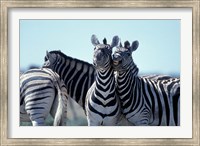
[113,40,180,126]
[43,50,96,113]
[86,35,122,126]
[20,68,67,126]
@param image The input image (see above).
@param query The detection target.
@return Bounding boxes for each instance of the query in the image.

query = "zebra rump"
[20,68,67,126]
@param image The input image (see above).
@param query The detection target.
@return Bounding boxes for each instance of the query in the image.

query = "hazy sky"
[20,19,180,75]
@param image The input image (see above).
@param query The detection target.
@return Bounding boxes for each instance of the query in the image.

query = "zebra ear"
[45,50,49,61]
[124,41,130,49]
[103,38,107,45]
[119,42,122,47]
[46,50,50,59]
[130,40,139,52]
[110,35,119,49]
[91,35,100,46]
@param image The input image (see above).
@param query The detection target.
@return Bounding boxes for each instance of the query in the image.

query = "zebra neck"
[116,65,139,97]
[94,67,115,101]
[117,64,138,81]
[96,67,115,87]
[54,56,95,109]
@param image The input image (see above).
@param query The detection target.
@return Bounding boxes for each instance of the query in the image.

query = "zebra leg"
[177,96,180,126]
[32,118,45,126]
[133,117,149,126]
[20,102,31,122]
[26,94,55,126]
[135,120,149,126]
[128,110,150,126]
[87,119,101,126]
[27,105,54,126]
[86,109,102,126]
[171,86,180,126]
[116,114,135,126]
[87,114,98,126]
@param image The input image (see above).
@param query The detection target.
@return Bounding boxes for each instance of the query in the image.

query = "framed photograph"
[1,0,199,145]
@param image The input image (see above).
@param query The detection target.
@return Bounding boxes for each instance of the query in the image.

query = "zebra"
[43,50,96,114]
[20,68,68,126]
[43,45,133,126]
[85,35,123,126]
[112,40,180,126]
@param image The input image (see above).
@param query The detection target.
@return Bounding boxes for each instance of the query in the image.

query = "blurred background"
[20,19,180,126]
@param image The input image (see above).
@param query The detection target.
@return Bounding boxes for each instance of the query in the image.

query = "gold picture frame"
[1,0,199,145]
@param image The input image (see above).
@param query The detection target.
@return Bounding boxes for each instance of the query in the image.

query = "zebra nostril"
[113,53,120,59]
[112,54,122,66]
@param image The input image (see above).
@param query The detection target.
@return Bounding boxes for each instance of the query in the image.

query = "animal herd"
[20,35,180,126]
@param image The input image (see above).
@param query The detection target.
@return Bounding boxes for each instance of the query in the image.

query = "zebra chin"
[94,62,111,71]
[112,61,123,69]
[112,65,126,72]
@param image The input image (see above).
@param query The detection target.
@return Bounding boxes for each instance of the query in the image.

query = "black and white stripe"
[20,68,67,126]
[113,40,180,126]
[86,35,122,126]
[43,50,96,113]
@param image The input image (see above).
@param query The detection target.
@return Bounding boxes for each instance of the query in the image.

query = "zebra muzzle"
[113,60,119,65]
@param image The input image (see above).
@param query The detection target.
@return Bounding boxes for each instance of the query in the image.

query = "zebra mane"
[48,50,95,72]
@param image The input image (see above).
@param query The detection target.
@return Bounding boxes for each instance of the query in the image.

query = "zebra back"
[43,50,96,111]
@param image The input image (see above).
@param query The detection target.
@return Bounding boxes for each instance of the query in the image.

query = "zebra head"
[43,50,62,70]
[112,40,139,73]
[91,35,119,71]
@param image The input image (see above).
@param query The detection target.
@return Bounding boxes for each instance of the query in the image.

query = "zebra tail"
[53,82,66,126]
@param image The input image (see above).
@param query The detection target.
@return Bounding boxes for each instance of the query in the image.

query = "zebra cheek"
[48,54,56,65]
